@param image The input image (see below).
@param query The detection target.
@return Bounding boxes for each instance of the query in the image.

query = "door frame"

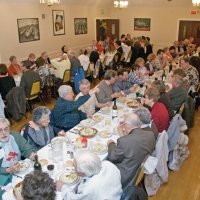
[176,18,200,40]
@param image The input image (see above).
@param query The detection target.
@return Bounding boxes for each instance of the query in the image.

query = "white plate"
[100,107,111,113]
[93,114,104,122]
[98,130,112,138]
[58,171,79,186]
[91,143,108,155]
[18,160,30,172]
[80,119,96,127]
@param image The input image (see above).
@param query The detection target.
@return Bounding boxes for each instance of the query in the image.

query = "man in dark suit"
[107,113,156,190]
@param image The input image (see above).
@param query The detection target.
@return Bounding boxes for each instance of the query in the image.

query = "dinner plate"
[127,100,140,108]
[98,130,112,138]
[39,159,48,167]
[100,107,111,113]
[71,136,85,148]
[18,160,30,172]
[13,181,23,200]
[93,114,104,122]
[91,143,108,155]
[59,171,79,186]
[79,127,97,138]
[80,119,96,127]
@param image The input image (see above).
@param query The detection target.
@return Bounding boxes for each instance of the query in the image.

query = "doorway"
[96,19,120,41]
[178,20,200,46]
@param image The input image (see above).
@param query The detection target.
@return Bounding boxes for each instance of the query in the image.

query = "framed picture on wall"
[134,18,151,31]
[17,18,40,43]
[52,10,65,36]
[74,18,87,35]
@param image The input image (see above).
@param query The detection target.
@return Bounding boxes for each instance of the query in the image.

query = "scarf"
[0,135,21,168]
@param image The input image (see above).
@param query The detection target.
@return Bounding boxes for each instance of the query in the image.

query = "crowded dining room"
[0,0,200,199]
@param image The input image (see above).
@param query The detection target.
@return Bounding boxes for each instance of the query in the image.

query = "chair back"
[63,70,70,84]
[30,81,40,97]
[133,156,149,186]
[178,103,185,115]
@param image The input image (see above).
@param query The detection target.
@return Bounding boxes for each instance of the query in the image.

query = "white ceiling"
[1,0,193,7]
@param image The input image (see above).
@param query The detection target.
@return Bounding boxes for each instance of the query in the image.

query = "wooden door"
[178,20,200,46]
[96,19,119,41]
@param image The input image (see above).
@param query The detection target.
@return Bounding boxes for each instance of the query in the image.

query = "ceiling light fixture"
[192,0,200,9]
[40,0,60,6]
[114,1,129,8]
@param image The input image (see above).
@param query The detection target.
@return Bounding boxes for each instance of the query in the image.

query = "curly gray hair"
[32,106,50,125]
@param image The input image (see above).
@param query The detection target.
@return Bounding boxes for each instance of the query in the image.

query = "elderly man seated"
[75,79,111,116]
[24,106,57,151]
[50,85,92,131]
[0,118,35,183]
[57,150,122,200]
[113,68,136,95]
[107,113,155,190]
[134,107,159,138]
[96,70,121,103]
[51,53,71,79]
[168,74,188,113]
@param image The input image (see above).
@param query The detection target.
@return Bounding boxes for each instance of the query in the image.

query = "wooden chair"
[178,103,185,115]
[133,156,149,186]
[26,81,44,110]
[63,70,70,84]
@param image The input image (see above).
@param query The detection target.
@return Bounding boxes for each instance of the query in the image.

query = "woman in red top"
[143,87,169,133]
[8,56,22,77]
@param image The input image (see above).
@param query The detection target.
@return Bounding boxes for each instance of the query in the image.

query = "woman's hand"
[58,130,66,137]
[29,121,40,131]
[6,162,20,173]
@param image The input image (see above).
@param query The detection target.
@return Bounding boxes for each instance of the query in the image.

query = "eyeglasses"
[0,126,10,133]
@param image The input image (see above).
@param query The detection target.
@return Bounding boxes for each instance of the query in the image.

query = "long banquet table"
[2,98,135,200]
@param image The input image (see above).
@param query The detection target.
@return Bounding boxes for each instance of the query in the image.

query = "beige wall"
[110,5,200,53]
[1,2,200,63]
[0,2,110,63]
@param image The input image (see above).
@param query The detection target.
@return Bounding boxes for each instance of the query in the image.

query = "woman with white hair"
[0,118,35,179]
[58,150,122,200]
[25,106,56,151]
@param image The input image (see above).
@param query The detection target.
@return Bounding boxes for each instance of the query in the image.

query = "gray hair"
[0,118,10,127]
[74,150,101,177]
[68,50,76,58]
[32,106,50,124]
[173,75,184,87]
[124,113,142,128]
[79,79,90,86]
[134,107,151,125]
[58,85,72,98]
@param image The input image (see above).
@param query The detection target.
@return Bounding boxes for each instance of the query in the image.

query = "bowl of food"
[91,142,108,155]
[39,159,48,167]
[79,127,97,138]
[18,160,30,172]
[80,119,96,127]
[98,130,112,138]
[93,114,104,122]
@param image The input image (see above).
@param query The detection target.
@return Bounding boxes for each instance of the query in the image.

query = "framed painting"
[134,18,151,31]
[17,18,40,43]
[52,10,65,36]
[74,18,87,35]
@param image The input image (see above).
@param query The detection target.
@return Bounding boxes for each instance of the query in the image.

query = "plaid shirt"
[127,71,144,86]
[51,95,90,131]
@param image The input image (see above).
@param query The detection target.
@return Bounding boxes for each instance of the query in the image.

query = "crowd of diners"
[0,33,200,199]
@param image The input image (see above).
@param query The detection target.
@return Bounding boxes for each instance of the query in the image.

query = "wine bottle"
[34,155,42,171]
[112,98,118,119]
[162,70,166,81]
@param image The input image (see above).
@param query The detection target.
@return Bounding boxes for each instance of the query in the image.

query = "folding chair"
[26,81,44,110]
[63,70,70,84]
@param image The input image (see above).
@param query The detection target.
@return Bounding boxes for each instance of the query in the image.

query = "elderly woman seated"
[143,87,169,133]
[25,106,56,151]
[57,150,122,200]
[0,118,35,182]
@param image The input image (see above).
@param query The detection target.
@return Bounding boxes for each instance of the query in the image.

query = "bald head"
[124,113,142,128]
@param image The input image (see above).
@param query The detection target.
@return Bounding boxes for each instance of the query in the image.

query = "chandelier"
[40,0,60,6]
[192,0,200,8]
[114,1,129,8]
